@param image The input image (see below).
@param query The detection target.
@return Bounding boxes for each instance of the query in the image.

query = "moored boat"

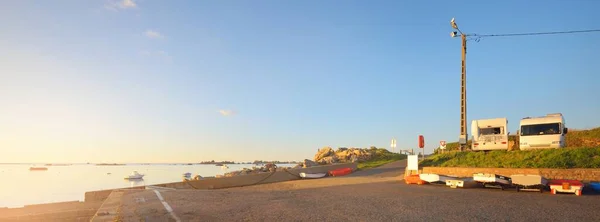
[124,171,144,180]
[29,167,48,171]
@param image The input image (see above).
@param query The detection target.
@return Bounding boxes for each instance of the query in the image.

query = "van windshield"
[520,123,561,136]
[480,127,502,135]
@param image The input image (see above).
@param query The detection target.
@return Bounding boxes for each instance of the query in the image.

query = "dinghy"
[299,172,327,179]
[419,173,458,183]
[549,179,584,196]
[590,182,600,192]
[473,173,511,190]
[445,177,477,188]
[329,168,353,177]
[511,174,548,192]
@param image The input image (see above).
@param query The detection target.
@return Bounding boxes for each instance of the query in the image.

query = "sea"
[0,163,297,208]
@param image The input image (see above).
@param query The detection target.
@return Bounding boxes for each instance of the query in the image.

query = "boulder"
[314,147,334,162]
[318,156,338,165]
[302,159,319,168]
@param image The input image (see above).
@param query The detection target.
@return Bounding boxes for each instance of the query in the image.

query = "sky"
[0,0,599,163]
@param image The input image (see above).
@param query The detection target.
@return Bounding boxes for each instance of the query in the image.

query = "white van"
[519,113,568,150]
[470,118,509,151]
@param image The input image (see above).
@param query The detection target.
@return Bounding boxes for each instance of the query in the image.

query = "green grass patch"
[358,148,407,169]
[421,147,600,168]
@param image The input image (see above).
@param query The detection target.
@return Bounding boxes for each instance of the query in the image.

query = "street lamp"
[450,18,468,151]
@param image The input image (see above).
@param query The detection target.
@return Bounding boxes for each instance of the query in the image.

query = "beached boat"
[419,173,458,183]
[549,179,584,196]
[590,182,600,192]
[473,173,511,189]
[29,167,48,171]
[299,172,327,179]
[329,168,353,177]
[445,178,477,188]
[511,174,548,192]
[124,171,144,180]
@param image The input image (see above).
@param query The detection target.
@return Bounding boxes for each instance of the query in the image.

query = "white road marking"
[152,189,182,222]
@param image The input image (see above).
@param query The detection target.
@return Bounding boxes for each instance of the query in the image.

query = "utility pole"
[451,18,468,151]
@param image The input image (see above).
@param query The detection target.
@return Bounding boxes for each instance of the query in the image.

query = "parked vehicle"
[519,113,568,150]
[471,118,509,151]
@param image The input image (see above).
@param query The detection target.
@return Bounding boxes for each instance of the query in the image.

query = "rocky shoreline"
[213,147,380,178]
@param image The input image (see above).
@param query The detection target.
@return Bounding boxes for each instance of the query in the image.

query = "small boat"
[445,178,477,188]
[419,173,458,183]
[299,172,327,179]
[221,165,229,169]
[29,167,48,171]
[589,182,600,192]
[405,174,426,185]
[549,179,584,196]
[124,171,144,180]
[473,173,511,189]
[329,168,352,177]
[183,172,192,177]
[511,174,548,192]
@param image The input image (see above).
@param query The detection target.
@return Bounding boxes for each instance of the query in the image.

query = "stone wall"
[422,167,600,181]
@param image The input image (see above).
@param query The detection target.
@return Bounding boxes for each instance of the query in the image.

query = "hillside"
[437,127,600,152]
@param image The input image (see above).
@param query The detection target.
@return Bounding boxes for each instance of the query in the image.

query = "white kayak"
[419,173,458,183]
[299,172,327,179]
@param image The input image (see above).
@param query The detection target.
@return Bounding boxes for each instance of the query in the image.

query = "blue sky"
[1,0,598,163]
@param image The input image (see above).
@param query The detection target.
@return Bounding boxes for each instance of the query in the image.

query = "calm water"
[0,163,296,208]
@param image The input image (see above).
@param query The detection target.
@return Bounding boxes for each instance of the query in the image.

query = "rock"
[314,147,334,162]
[318,156,338,165]
[336,147,348,152]
[302,159,319,168]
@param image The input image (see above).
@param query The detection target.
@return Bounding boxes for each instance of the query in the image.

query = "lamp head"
[450,17,458,29]
[451,31,457,38]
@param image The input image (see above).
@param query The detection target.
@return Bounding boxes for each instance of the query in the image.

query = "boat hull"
[299,172,327,179]
[549,179,584,196]
[419,174,458,183]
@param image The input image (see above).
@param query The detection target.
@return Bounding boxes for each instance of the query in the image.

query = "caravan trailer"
[471,118,509,151]
[519,113,568,150]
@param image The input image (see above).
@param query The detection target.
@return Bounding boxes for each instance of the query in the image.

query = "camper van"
[519,113,568,150]
[471,118,509,151]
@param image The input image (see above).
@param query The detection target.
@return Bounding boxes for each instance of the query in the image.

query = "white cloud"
[218,110,235,117]
[105,0,137,11]
[144,30,164,39]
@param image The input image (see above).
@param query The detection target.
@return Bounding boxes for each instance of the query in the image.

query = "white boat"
[183,172,192,177]
[124,171,144,179]
[299,172,327,179]
[221,165,229,169]
[445,178,477,188]
[511,174,548,192]
[419,173,458,183]
[473,173,511,189]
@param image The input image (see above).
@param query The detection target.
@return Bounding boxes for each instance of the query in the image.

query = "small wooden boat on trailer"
[419,173,458,184]
[511,174,548,193]
[549,179,584,196]
[473,173,512,190]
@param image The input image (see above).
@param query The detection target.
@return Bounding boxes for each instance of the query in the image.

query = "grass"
[357,148,407,169]
[421,147,600,168]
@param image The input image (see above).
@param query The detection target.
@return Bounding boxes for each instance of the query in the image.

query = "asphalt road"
[139,160,600,222]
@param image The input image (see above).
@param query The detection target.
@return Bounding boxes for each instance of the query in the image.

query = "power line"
[473,29,600,38]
